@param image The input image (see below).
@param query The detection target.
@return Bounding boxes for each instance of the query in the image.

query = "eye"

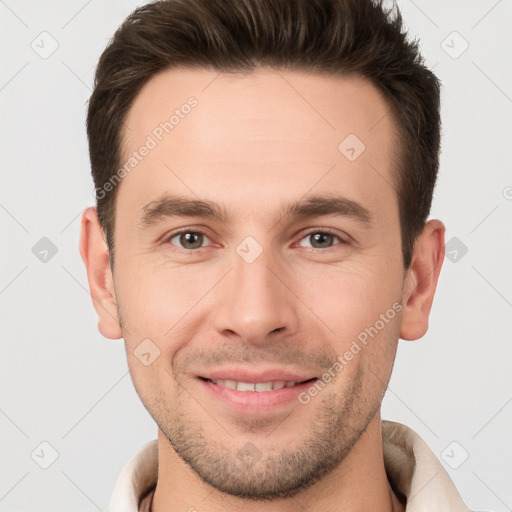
[296,230,346,250]
[167,230,211,250]
[164,228,348,252]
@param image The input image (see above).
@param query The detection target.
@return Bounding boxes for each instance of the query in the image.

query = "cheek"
[126,353,179,417]
[297,260,402,341]
[329,307,401,405]
[115,259,207,338]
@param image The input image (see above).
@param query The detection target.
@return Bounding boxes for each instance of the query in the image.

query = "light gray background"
[1,1,511,511]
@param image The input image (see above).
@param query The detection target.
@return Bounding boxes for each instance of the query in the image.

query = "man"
[79,0,486,510]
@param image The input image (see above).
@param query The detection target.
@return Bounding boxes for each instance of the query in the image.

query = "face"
[84,67,438,500]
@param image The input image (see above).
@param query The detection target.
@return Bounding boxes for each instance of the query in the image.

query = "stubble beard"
[155,362,384,501]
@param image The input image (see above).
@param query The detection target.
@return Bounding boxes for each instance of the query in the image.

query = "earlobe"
[79,207,123,340]
[399,220,445,341]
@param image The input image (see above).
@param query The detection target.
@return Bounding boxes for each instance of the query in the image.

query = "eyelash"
[164,228,349,252]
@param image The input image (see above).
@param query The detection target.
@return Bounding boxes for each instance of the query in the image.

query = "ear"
[400,219,445,341]
[79,207,123,339]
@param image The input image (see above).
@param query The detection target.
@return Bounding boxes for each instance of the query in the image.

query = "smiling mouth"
[199,377,317,392]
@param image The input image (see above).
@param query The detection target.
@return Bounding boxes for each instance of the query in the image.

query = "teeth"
[255,382,273,392]
[237,381,256,392]
[223,379,237,390]
[211,379,297,391]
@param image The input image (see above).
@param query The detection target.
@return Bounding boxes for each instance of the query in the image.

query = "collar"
[107,420,474,511]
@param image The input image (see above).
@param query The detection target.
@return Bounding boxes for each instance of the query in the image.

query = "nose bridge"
[212,239,298,344]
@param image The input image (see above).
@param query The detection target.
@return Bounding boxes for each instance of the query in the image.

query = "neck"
[151,414,405,512]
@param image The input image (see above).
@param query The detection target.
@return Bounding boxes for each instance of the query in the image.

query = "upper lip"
[198,367,317,383]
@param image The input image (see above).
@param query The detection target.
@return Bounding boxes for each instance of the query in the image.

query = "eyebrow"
[139,193,373,228]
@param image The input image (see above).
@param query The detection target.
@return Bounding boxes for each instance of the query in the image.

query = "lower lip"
[199,378,317,412]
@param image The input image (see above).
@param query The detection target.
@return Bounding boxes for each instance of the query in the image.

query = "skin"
[80,67,445,512]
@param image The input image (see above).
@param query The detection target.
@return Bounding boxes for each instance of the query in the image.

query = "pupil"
[181,232,202,249]
[312,233,332,248]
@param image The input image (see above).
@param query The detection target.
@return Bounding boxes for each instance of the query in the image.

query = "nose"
[211,244,299,346]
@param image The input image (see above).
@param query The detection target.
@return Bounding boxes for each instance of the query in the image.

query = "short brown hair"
[87,0,441,269]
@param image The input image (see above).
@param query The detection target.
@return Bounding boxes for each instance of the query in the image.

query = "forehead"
[119,66,398,221]
[123,66,395,153]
